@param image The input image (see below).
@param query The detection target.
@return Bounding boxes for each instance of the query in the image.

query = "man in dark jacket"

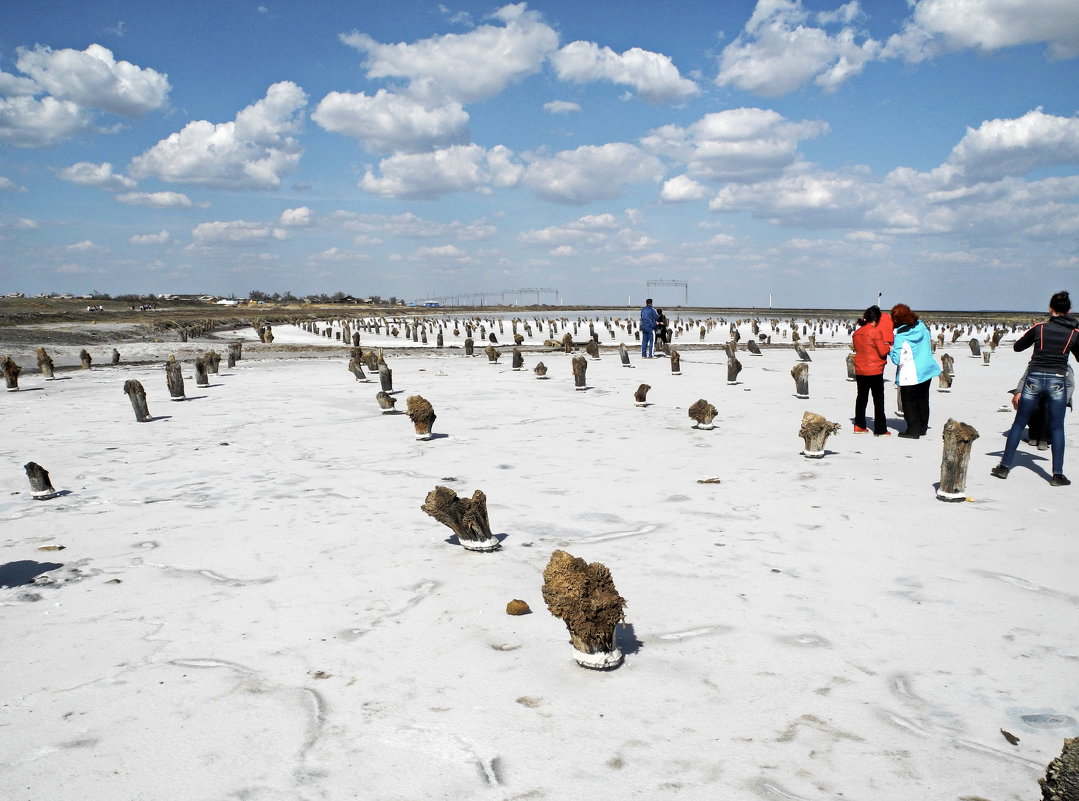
[992,291,1079,486]
[640,298,658,358]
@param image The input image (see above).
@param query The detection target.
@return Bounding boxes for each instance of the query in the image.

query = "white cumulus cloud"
[716,0,881,96]
[57,161,136,190]
[660,175,710,202]
[341,3,558,105]
[130,230,170,245]
[279,206,315,227]
[0,176,26,192]
[360,144,523,199]
[312,89,469,154]
[0,95,96,147]
[552,41,699,104]
[117,191,193,208]
[544,100,581,114]
[523,143,664,204]
[129,81,306,190]
[192,220,289,245]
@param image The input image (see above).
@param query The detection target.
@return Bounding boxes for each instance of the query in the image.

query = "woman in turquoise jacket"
[889,304,941,439]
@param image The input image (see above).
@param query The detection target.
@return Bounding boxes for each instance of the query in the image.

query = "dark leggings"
[899,379,932,435]
[854,373,887,434]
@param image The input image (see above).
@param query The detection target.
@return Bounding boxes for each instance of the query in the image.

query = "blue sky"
[1,0,1078,310]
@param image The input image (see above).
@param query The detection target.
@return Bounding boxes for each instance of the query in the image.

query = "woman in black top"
[992,291,1079,486]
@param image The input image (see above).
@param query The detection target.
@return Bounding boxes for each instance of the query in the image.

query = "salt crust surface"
[1,319,1077,800]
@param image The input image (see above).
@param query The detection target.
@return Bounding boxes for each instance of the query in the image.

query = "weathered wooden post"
[794,343,811,362]
[584,339,600,360]
[3,356,20,391]
[846,352,857,381]
[485,345,500,364]
[1039,737,1078,800]
[80,349,92,370]
[204,350,221,375]
[111,348,120,365]
[572,355,587,390]
[165,356,186,401]
[375,390,397,413]
[421,486,499,551]
[229,341,242,363]
[353,332,362,347]
[562,332,574,354]
[982,351,991,366]
[727,355,742,385]
[36,347,55,379]
[542,549,625,670]
[179,329,188,343]
[406,395,436,440]
[938,371,953,392]
[24,461,60,500]
[124,379,152,422]
[363,350,379,372]
[262,325,274,343]
[619,343,632,368]
[348,357,369,381]
[436,331,444,348]
[791,363,809,398]
[634,383,650,406]
[194,357,210,387]
[670,349,681,375]
[990,329,1005,351]
[534,361,548,379]
[512,348,524,370]
[747,339,761,355]
[464,337,475,356]
[937,418,979,502]
[378,363,393,392]
[940,352,954,376]
[799,411,839,458]
[688,399,717,430]
[969,338,981,357]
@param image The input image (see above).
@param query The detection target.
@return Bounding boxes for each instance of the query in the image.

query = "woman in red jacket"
[851,305,892,435]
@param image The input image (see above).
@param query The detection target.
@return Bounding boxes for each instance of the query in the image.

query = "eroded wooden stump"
[204,351,221,375]
[512,348,524,370]
[727,355,742,385]
[36,348,54,379]
[379,363,393,392]
[937,418,979,501]
[982,351,991,365]
[572,355,587,390]
[421,486,499,551]
[464,338,475,356]
[80,350,92,370]
[747,339,761,355]
[634,383,650,406]
[562,332,574,354]
[791,362,809,398]
[194,357,210,388]
[585,339,600,360]
[541,549,625,669]
[969,338,981,357]
[938,371,953,392]
[619,343,632,367]
[165,356,185,401]
[348,357,368,381]
[534,361,548,379]
[1039,737,1079,801]
[406,395,436,440]
[111,348,120,365]
[24,461,59,500]
[799,411,839,458]
[794,343,811,362]
[485,345,500,364]
[670,349,681,375]
[846,352,856,381]
[229,341,242,364]
[375,390,397,412]
[124,379,152,422]
[688,398,717,430]
[3,356,20,391]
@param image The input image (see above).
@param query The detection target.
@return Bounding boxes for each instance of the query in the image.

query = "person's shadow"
[0,560,63,588]
[986,448,1053,482]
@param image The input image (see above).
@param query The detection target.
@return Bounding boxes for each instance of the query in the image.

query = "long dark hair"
[858,305,882,327]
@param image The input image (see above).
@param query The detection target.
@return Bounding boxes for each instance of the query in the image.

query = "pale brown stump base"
[800,411,839,458]
[937,418,979,502]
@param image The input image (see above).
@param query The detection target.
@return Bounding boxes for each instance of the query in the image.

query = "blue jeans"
[641,329,654,357]
[1000,372,1068,474]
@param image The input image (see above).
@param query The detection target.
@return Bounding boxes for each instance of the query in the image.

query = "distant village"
[2,291,418,307]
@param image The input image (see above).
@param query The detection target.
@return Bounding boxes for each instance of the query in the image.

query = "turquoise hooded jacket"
[889,320,942,386]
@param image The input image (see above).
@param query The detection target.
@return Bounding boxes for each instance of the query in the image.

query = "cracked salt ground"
[2,330,1078,799]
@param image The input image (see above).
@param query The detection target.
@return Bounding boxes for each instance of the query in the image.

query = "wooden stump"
[1039,737,1079,801]
[937,418,979,501]
[619,343,632,367]
[421,486,499,551]
[969,338,981,357]
[794,343,811,362]
[485,345,500,363]
[541,549,625,669]
[562,332,574,353]
[688,398,717,429]
[464,338,475,356]
[938,371,953,392]
[24,461,59,500]
[727,355,742,385]
[194,357,210,387]
[165,356,185,401]
[512,348,524,370]
[124,379,152,422]
[799,411,839,458]
[584,339,600,360]
[375,390,397,412]
[436,331,444,348]
[111,348,120,365]
[670,349,681,375]
[940,352,954,376]
[348,357,368,381]
[982,351,991,366]
[379,363,393,392]
[406,395,436,440]
[229,341,242,363]
[534,361,548,379]
[634,383,650,406]
[791,362,809,398]
[36,347,54,379]
[488,332,498,345]
[747,339,761,355]
[205,351,221,375]
[846,352,856,381]
[363,350,379,371]
[2,356,20,391]
[80,349,92,370]
[572,355,587,390]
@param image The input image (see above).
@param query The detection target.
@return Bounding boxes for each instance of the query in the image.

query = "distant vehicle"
[423,301,441,307]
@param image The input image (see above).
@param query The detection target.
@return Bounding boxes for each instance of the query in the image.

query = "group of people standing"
[639,298,670,358]
[852,292,1079,486]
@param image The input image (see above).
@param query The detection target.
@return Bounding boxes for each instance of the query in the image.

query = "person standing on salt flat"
[889,303,941,439]
[640,298,658,358]
[851,305,892,436]
[992,290,1079,486]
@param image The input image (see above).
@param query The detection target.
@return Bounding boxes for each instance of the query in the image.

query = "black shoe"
[898,431,920,439]
[1038,441,1049,451]
[990,464,1009,479]
[1050,474,1071,486]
